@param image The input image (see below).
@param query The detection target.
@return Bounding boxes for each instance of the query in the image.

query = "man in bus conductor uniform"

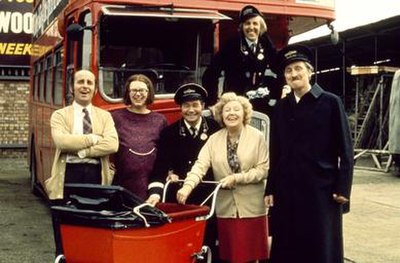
[147,83,220,202]
[146,83,220,261]
[264,45,353,263]
[45,69,118,200]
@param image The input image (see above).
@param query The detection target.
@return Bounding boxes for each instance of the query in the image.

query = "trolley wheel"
[54,254,65,263]
[193,246,212,263]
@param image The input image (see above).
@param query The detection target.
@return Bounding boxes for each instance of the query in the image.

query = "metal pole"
[342,41,346,107]
[354,77,359,145]
[314,47,318,83]
[378,75,384,150]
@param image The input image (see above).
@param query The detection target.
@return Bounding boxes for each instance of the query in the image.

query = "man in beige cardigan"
[45,69,118,200]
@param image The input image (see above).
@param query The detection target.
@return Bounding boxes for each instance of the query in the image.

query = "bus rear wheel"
[30,145,41,197]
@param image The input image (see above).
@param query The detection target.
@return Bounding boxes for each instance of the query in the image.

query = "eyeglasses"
[129,88,148,95]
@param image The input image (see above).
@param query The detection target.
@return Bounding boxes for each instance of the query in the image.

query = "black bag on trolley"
[51,183,170,229]
[50,184,171,259]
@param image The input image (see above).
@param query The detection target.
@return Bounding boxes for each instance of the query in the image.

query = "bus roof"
[63,0,335,34]
[33,0,335,42]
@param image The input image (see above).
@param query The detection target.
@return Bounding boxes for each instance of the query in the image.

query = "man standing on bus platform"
[202,5,280,117]
[45,69,118,201]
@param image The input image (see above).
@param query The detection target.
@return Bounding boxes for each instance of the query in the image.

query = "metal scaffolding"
[350,66,399,172]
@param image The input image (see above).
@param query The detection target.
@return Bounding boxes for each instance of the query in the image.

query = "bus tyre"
[30,146,41,197]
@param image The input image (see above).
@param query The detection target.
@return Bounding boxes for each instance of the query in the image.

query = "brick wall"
[0,80,29,158]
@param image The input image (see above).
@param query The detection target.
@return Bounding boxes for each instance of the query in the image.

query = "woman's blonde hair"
[213,92,253,127]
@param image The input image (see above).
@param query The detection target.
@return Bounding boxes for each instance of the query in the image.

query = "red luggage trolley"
[52,181,221,263]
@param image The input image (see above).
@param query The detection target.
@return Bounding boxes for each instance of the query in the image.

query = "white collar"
[73,101,93,113]
[245,38,258,47]
[184,119,201,132]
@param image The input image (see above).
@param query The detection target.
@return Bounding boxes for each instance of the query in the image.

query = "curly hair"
[123,74,155,105]
[213,92,253,127]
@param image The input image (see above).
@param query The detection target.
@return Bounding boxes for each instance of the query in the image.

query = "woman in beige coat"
[177,92,269,263]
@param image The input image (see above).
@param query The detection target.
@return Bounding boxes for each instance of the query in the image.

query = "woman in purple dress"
[112,74,168,199]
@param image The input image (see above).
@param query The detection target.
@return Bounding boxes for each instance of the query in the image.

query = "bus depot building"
[0,1,31,158]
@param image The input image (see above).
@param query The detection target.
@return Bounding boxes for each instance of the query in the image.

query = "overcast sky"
[290,0,400,43]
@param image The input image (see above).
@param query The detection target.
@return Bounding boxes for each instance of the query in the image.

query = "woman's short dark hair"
[123,74,155,105]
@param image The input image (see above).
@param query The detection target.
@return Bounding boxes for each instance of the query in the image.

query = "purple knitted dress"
[112,108,167,199]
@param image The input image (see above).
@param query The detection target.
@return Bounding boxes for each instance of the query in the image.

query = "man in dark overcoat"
[264,44,354,263]
[202,5,280,116]
[146,83,220,260]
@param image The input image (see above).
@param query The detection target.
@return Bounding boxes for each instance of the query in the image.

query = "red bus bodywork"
[29,0,335,196]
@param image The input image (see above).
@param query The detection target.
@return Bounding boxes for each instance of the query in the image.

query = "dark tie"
[251,43,256,53]
[190,127,197,138]
[82,108,92,134]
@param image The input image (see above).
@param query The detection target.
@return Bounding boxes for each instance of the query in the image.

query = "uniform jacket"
[265,84,353,263]
[202,34,280,115]
[148,116,220,202]
[184,125,269,218]
[45,105,118,200]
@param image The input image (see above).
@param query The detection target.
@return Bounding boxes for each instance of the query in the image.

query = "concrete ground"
[343,161,400,263]
[0,158,54,263]
[0,157,399,262]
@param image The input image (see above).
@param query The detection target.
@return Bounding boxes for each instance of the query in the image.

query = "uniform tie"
[82,108,92,134]
[190,127,197,138]
[250,43,256,53]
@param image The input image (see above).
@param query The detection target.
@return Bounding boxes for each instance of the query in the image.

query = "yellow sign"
[0,1,33,65]
[0,42,32,55]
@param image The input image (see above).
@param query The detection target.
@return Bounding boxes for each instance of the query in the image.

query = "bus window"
[98,14,214,102]
[33,62,40,101]
[78,12,93,70]
[39,60,45,102]
[53,48,63,106]
[45,55,53,104]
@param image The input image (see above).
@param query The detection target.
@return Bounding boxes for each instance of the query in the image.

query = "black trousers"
[65,162,102,184]
[52,162,101,258]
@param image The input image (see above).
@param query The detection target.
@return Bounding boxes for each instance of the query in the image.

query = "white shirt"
[72,101,93,135]
[184,119,201,137]
[245,38,258,53]
[66,102,98,164]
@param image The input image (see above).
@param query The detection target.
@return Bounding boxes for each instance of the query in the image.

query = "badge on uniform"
[200,133,208,141]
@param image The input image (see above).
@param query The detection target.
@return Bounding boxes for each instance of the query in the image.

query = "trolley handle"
[162,180,222,220]
[132,203,153,227]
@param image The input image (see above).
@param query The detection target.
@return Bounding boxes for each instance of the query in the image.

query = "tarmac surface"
[343,162,400,263]
[0,157,399,263]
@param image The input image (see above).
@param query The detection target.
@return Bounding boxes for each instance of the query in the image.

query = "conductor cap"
[174,83,208,105]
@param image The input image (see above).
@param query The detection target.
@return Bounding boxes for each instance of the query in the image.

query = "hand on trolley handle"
[176,176,234,205]
[176,184,193,205]
[165,179,222,221]
[145,171,180,206]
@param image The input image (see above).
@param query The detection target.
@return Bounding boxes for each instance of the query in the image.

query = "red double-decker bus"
[28,0,335,195]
